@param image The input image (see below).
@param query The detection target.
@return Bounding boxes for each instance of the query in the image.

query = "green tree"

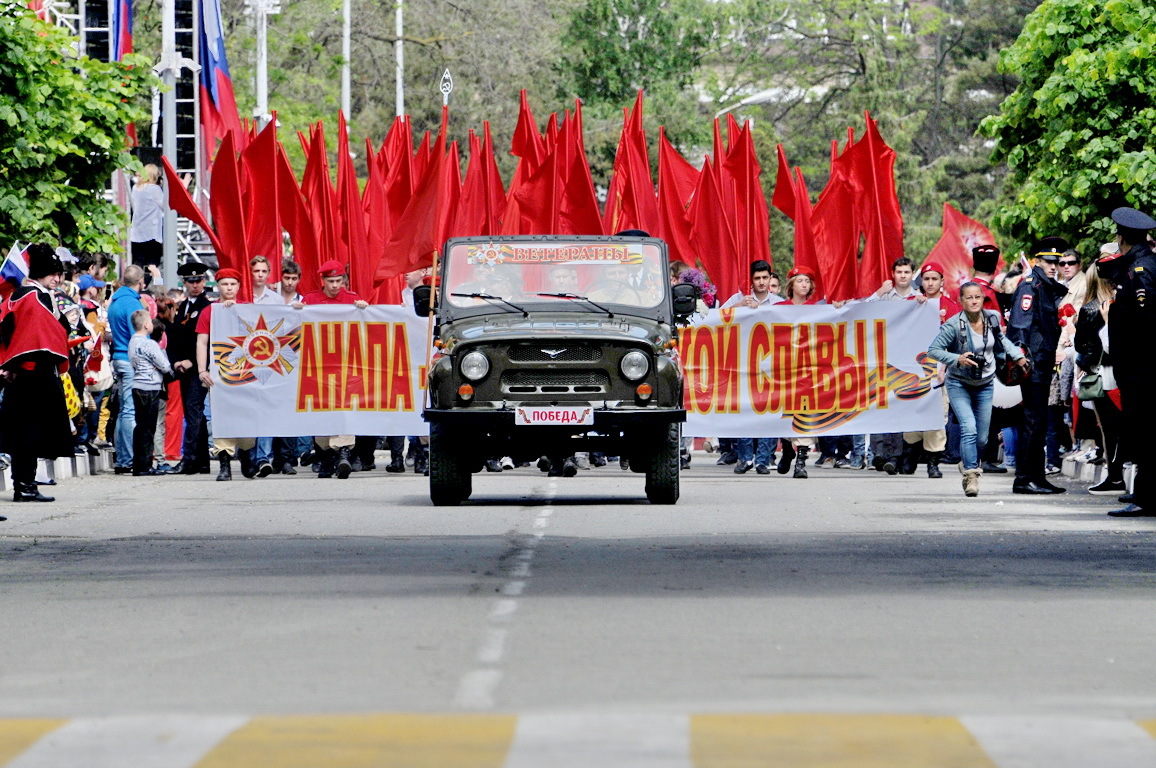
[980,0,1156,255]
[0,5,156,252]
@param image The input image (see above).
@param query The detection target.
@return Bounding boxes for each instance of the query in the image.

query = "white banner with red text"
[208,304,428,438]
[680,301,943,438]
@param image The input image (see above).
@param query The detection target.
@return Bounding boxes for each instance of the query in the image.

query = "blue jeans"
[112,359,136,468]
[1002,426,1018,468]
[251,437,273,465]
[945,377,993,470]
[737,437,773,466]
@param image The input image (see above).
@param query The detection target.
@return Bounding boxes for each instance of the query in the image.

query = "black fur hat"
[27,243,64,280]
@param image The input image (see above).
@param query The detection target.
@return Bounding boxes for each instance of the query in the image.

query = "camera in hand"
[968,355,987,377]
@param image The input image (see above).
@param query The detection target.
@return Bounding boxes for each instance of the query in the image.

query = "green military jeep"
[414,235,695,506]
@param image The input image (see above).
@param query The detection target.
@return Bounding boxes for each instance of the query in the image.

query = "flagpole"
[341,0,351,122]
[395,1,404,117]
[160,0,178,287]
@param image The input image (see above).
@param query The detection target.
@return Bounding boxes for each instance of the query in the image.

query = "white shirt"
[251,285,281,305]
[721,291,784,309]
[130,184,165,243]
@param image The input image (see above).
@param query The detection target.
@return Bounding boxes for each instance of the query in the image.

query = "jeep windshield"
[444,240,666,312]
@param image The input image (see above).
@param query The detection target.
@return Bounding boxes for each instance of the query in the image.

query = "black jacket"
[1007,265,1068,383]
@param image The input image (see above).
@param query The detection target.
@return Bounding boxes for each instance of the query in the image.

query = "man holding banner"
[196,269,256,481]
[298,260,369,480]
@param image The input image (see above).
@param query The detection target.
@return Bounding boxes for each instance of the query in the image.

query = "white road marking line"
[489,598,519,621]
[504,713,693,768]
[476,627,508,665]
[962,715,1156,768]
[451,669,503,710]
[454,482,556,710]
[5,715,247,768]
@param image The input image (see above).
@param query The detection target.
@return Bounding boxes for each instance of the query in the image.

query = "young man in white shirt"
[724,260,781,473]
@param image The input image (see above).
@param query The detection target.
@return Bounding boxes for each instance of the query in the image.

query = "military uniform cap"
[1110,207,1156,231]
[1031,236,1070,261]
[177,261,210,278]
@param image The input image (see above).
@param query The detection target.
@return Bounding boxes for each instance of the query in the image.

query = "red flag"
[811,149,859,302]
[275,143,319,291]
[602,95,659,235]
[383,116,415,228]
[656,128,699,267]
[239,118,282,279]
[337,112,372,297]
[207,132,252,301]
[300,123,339,275]
[771,144,795,219]
[690,158,742,302]
[846,112,905,296]
[790,167,822,290]
[378,107,453,279]
[363,137,390,294]
[479,122,506,236]
[556,104,603,235]
[161,156,225,257]
[510,89,545,171]
[722,122,771,267]
[925,203,1003,300]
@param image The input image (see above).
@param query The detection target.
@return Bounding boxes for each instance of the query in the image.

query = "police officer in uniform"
[169,262,214,474]
[1008,237,1070,494]
[1101,207,1156,516]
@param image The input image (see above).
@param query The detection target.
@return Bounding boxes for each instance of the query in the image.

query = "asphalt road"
[2,455,1155,766]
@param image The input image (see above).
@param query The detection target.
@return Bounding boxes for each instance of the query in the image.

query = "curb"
[0,448,117,493]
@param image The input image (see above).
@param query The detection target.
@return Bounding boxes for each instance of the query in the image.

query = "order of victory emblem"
[212,314,302,386]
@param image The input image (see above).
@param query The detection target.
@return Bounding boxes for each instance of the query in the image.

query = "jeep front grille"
[501,370,610,394]
[507,345,603,363]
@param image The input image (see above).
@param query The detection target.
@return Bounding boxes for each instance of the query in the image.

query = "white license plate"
[514,407,594,426]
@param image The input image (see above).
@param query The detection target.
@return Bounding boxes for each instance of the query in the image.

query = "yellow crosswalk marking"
[1140,720,1156,740]
[0,719,66,766]
[192,714,517,768]
[690,714,999,768]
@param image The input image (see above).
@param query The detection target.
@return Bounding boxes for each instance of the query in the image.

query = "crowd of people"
[1,203,1153,520]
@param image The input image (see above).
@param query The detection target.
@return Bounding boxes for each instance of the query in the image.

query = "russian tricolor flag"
[199,0,243,158]
[0,244,29,300]
[111,0,132,62]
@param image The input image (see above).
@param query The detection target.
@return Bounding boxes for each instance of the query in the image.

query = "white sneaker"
[500,456,514,470]
[574,452,591,470]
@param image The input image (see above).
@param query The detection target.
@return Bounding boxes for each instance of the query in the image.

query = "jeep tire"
[644,423,680,504]
[429,423,472,506]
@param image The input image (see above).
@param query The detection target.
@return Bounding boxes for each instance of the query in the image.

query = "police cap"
[1110,207,1156,231]
[1031,236,1070,261]
[177,261,210,279]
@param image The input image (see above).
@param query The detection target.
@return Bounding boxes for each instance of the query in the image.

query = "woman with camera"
[928,282,1030,496]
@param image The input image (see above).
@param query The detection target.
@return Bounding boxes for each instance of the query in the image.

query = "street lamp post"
[245,0,281,130]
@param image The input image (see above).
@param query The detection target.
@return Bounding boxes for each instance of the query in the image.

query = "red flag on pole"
[811,145,860,302]
[925,203,1003,300]
[378,107,452,279]
[161,156,225,257]
[274,143,319,289]
[656,128,699,267]
[239,118,282,279]
[207,132,252,301]
[846,112,905,296]
[690,158,742,302]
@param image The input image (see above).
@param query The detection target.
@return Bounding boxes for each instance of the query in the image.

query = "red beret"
[787,266,814,279]
[919,261,945,277]
[215,268,242,283]
[318,259,346,278]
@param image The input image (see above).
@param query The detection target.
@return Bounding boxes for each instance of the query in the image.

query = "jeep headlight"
[460,351,490,381]
[620,350,650,380]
